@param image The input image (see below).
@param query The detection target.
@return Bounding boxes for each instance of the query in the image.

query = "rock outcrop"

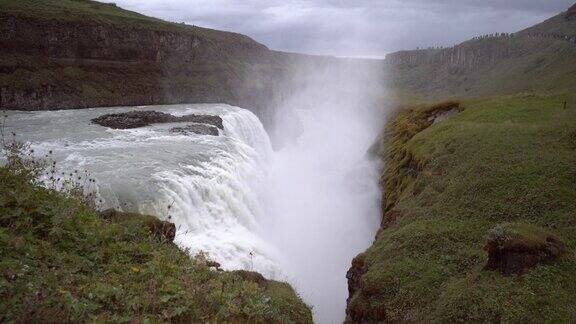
[170,124,220,136]
[484,223,566,276]
[91,110,223,130]
[345,253,377,323]
[385,33,575,71]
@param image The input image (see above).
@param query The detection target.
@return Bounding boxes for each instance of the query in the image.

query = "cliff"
[0,0,307,126]
[383,5,576,99]
[346,93,576,323]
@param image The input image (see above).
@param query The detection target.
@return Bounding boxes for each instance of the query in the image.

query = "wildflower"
[131,267,140,273]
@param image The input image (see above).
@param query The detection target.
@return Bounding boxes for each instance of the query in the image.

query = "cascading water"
[4,94,382,323]
[3,104,283,278]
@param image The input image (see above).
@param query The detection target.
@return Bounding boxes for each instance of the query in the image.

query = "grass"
[385,24,576,100]
[0,0,259,45]
[486,222,562,251]
[0,152,312,322]
[348,93,576,322]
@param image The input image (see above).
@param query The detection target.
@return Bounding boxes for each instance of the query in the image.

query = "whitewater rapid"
[3,104,283,278]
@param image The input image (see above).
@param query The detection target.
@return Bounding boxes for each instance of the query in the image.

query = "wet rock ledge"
[91,110,224,134]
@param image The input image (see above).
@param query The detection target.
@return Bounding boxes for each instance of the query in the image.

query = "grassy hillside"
[0,159,312,322]
[384,4,576,101]
[387,39,576,101]
[519,3,576,37]
[0,0,261,47]
[347,93,576,322]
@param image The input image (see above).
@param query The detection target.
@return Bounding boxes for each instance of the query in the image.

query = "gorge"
[3,88,382,323]
[2,1,576,323]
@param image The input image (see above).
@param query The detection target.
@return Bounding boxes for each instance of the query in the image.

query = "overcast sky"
[110,0,574,57]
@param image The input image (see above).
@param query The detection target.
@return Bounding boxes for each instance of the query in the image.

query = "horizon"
[101,0,573,57]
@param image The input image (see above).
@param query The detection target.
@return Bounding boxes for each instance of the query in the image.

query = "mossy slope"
[384,5,576,101]
[347,94,576,322]
[0,166,312,323]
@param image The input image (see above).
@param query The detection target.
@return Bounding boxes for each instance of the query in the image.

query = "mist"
[261,58,386,323]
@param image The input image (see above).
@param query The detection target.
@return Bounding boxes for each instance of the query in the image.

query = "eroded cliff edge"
[345,95,576,323]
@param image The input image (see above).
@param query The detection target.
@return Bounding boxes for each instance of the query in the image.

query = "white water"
[4,94,382,323]
[262,60,384,323]
[3,104,283,278]
[263,107,381,323]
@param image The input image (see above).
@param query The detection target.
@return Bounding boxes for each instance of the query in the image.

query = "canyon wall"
[381,4,576,99]
[385,34,575,69]
[0,2,314,127]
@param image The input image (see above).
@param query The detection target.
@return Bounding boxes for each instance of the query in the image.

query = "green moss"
[0,167,312,323]
[350,93,576,322]
[377,101,462,212]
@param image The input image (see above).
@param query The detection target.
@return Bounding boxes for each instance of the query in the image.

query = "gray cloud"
[110,0,574,57]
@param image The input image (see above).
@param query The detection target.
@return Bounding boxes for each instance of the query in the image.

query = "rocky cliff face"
[383,2,576,99]
[1,11,268,60]
[0,2,301,127]
[383,32,576,98]
[385,34,575,70]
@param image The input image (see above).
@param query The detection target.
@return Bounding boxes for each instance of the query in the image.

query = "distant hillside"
[384,3,576,100]
[0,0,336,126]
[519,3,576,37]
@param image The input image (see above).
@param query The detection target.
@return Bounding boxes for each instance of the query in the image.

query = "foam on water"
[3,104,283,278]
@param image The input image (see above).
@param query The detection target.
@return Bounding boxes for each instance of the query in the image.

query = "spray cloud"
[262,56,387,323]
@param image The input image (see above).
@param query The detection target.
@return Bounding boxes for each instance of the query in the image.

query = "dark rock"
[99,209,176,242]
[186,115,224,130]
[484,223,566,276]
[91,111,174,129]
[170,124,220,136]
[206,260,222,271]
[346,253,366,300]
[91,110,223,130]
[344,253,386,323]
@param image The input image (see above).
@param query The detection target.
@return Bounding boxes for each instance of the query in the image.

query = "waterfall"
[3,104,284,279]
[150,108,282,278]
[144,109,282,278]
